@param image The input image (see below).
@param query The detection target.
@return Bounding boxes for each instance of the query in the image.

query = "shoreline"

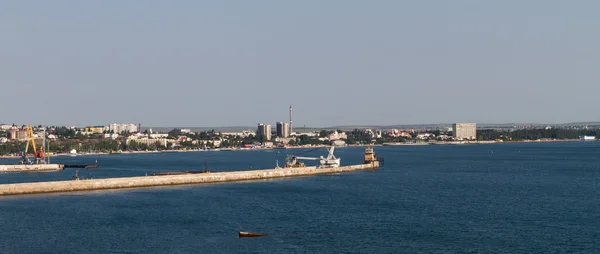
[0,139,594,159]
[0,144,375,159]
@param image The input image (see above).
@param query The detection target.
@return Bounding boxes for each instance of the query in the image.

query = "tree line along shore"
[0,126,598,156]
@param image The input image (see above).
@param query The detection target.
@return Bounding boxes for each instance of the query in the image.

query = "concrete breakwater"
[0,162,379,196]
[0,164,64,173]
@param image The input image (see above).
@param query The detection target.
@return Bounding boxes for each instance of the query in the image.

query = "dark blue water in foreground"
[0,143,599,253]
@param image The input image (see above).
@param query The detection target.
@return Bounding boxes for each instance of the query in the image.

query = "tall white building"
[108,123,138,134]
[276,122,289,138]
[452,123,477,140]
[257,123,272,141]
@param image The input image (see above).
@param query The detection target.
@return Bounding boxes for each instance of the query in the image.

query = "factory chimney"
[289,105,293,135]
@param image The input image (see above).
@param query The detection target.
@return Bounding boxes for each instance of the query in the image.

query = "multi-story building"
[83,126,105,134]
[107,123,138,134]
[452,123,477,140]
[126,137,173,147]
[256,123,272,141]
[8,128,28,140]
[0,124,13,130]
[328,131,347,140]
[276,122,289,138]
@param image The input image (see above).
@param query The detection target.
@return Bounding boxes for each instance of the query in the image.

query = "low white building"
[198,139,222,147]
[328,131,347,140]
[416,133,436,140]
[127,137,172,147]
[128,133,147,139]
[149,133,168,139]
[437,134,451,140]
[296,132,318,137]
[0,137,7,143]
[221,130,255,138]
[94,133,120,140]
[582,136,596,141]
[332,140,346,146]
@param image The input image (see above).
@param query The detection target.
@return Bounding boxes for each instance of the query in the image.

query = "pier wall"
[0,161,379,196]
[0,164,64,173]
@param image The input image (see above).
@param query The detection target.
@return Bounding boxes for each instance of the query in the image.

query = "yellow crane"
[21,125,46,164]
[27,125,37,155]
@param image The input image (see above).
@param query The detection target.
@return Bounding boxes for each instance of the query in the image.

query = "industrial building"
[452,123,477,140]
[256,123,272,141]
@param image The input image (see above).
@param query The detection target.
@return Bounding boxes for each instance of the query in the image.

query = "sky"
[1,1,599,127]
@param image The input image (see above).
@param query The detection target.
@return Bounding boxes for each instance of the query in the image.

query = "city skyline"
[2,1,600,126]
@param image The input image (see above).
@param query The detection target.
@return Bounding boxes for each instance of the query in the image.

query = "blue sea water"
[0,143,598,253]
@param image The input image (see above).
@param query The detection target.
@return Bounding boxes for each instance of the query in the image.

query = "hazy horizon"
[2,1,599,127]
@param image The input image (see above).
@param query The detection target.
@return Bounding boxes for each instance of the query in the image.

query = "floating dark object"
[64,164,101,169]
[238,232,267,238]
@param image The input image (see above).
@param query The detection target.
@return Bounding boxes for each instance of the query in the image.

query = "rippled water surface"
[0,143,598,253]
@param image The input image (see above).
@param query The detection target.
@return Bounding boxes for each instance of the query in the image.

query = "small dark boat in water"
[239,231,267,238]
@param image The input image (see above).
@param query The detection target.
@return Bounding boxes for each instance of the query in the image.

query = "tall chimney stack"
[289,105,293,135]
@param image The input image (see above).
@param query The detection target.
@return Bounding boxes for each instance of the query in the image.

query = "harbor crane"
[285,146,341,168]
[20,125,48,165]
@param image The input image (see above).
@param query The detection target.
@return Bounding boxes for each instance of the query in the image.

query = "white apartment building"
[452,123,477,140]
[107,123,138,134]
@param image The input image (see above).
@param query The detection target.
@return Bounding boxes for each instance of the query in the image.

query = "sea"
[0,142,598,253]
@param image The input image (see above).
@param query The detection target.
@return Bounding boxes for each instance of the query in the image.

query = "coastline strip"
[0,162,379,196]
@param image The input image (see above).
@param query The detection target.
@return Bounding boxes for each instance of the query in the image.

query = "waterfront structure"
[453,123,477,140]
[276,122,290,138]
[107,123,137,134]
[0,148,379,196]
[581,136,596,141]
[257,123,272,141]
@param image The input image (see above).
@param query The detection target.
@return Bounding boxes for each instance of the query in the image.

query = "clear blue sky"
[1,1,599,127]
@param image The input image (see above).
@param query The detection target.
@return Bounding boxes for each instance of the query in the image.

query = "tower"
[289,105,293,135]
